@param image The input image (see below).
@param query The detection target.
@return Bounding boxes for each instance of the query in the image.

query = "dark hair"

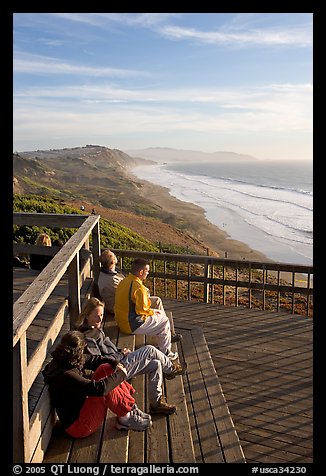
[51,331,85,368]
[131,258,149,274]
[53,239,64,247]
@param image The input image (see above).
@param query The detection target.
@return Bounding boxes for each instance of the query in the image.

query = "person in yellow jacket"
[114,258,180,360]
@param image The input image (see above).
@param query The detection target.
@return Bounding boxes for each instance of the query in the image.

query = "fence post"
[204,258,210,303]
[91,219,101,284]
[68,254,81,329]
[13,336,30,462]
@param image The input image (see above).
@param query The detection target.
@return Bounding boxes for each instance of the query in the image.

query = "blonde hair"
[100,249,117,269]
[76,297,104,328]
[35,233,52,247]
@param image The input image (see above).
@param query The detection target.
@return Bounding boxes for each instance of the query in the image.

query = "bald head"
[100,249,117,270]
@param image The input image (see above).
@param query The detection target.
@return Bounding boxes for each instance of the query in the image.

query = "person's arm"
[120,348,131,356]
[84,337,119,366]
[83,353,119,370]
[134,287,154,316]
[102,363,127,395]
[84,337,102,356]
[64,364,127,397]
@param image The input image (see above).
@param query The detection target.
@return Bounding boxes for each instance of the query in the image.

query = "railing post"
[248,263,252,309]
[277,268,281,312]
[291,270,295,314]
[91,219,101,284]
[68,254,81,329]
[222,261,226,306]
[262,264,266,310]
[203,258,210,303]
[187,258,191,301]
[13,335,30,463]
[164,259,167,297]
[235,265,239,306]
[306,273,311,317]
[152,258,156,296]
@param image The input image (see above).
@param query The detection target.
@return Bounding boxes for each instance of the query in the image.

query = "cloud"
[158,24,312,47]
[14,81,312,136]
[14,52,151,78]
[14,80,312,117]
[52,13,177,28]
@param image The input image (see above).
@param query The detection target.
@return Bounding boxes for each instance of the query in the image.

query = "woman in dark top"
[77,297,187,415]
[42,331,151,437]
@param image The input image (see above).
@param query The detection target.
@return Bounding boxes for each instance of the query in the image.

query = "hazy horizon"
[14,144,313,163]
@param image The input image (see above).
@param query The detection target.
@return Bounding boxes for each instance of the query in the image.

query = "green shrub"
[13,194,158,252]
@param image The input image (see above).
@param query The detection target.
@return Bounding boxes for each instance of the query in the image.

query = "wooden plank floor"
[175,322,245,463]
[163,299,313,464]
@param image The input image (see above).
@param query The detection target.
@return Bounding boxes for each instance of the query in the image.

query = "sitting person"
[97,249,125,314]
[97,249,169,314]
[29,233,53,271]
[77,297,187,415]
[42,330,152,436]
[13,255,29,268]
[52,238,64,248]
[114,258,181,360]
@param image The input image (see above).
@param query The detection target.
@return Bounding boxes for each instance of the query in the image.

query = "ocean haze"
[125,147,260,163]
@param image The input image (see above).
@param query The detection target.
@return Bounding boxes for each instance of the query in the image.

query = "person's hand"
[115,362,127,376]
[121,347,131,356]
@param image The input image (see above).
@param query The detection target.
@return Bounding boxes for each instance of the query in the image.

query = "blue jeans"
[121,345,174,402]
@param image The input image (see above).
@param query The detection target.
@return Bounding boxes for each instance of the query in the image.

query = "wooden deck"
[164,299,313,464]
[13,268,312,464]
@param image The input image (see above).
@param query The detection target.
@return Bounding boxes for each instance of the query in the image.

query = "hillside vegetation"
[13,194,158,252]
[13,146,181,226]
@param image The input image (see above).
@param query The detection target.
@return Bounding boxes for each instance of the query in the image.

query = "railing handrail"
[111,248,313,316]
[13,211,87,228]
[13,214,100,346]
[111,248,313,274]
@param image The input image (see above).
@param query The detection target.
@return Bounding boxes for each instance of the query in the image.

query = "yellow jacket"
[114,273,154,334]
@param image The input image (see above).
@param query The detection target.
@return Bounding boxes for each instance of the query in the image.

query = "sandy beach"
[132,171,271,262]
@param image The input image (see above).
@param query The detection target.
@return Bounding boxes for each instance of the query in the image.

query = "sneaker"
[131,403,152,420]
[165,350,178,361]
[171,333,182,343]
[116,413,152,431]
[149,396,176,415]
[164,362,187,380]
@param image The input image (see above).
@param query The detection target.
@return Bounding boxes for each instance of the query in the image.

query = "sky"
[13,13,313,160]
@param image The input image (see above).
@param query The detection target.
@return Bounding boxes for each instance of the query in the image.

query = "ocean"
[132,160,313,266]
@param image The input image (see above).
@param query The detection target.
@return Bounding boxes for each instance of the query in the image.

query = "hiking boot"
[164,362,187,380]
[171,333,182,343]
[131,403,152,420]
[116,413,152,431]
[149,396,176,415]
[165,350,178,361]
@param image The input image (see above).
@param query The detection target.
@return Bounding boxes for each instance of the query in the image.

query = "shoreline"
[129,168,271,262]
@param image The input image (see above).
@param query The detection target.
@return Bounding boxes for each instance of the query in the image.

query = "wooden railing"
[112,249,313,317]
[13,212,101,463]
